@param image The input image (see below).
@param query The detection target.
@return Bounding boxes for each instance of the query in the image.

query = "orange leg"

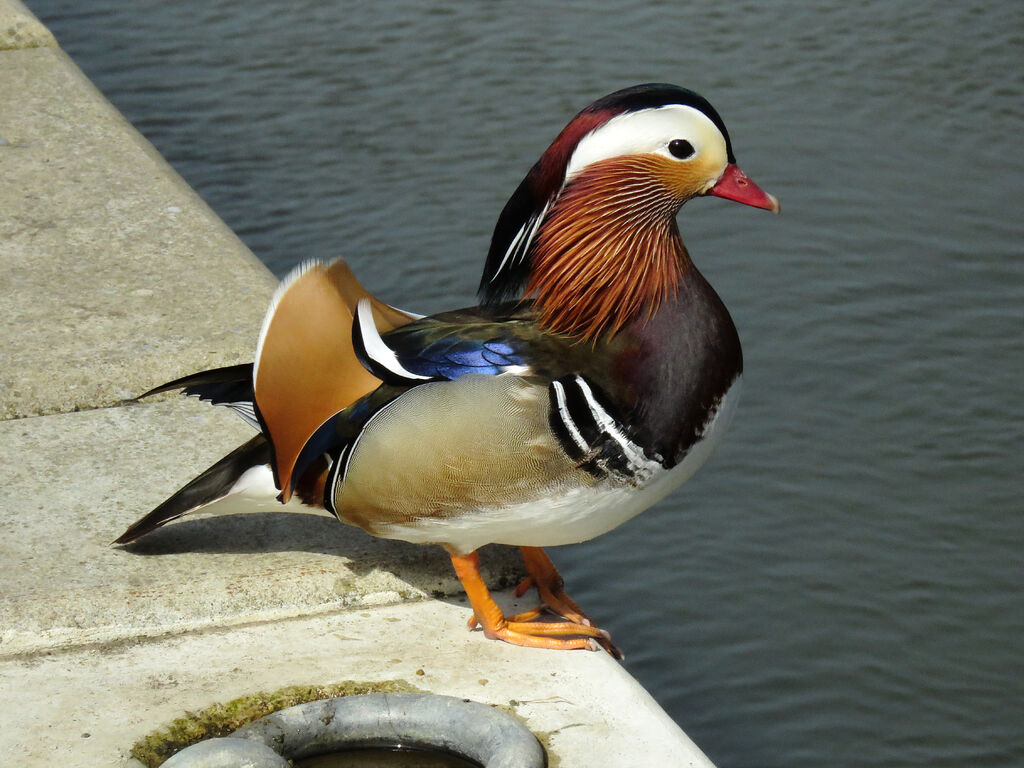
[514,546,623,659]
[448,550,608,653]
[515,546,590,624]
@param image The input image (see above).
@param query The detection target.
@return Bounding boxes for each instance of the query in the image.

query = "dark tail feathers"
[137,362,254,401]
[114,434,271,544]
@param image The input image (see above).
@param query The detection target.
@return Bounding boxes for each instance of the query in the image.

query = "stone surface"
[0,599,714,767]
[0,0,55,50]
[0,45,274,420]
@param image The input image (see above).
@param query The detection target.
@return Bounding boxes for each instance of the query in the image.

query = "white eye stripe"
[564,104,727,183]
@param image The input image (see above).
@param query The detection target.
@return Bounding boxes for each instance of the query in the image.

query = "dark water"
[295,746,477,768]
[31,1,1023,766]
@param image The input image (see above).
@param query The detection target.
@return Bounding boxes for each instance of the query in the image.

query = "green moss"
[130,679,421,767]
[492,700,559,768]
[533,729,560,768]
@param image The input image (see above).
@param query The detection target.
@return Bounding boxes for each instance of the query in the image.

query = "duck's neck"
[525,157,692,342]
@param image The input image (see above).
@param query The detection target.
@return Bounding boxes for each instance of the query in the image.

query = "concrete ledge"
[0,599,714,766]
[0,43,273,420]
[0,0,55,50]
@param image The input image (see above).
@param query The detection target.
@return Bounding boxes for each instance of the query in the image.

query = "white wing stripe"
[355,299,432,381]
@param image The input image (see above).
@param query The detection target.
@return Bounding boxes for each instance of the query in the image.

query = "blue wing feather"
[480,347,515,366]
[379,322,527,381]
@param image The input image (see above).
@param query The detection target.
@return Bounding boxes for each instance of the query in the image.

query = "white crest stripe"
[563,105,727,184]
[522,200,550,256]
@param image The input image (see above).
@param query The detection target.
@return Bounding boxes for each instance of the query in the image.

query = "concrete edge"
[0,0,57,50]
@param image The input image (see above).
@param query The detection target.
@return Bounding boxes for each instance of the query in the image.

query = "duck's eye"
[668,139,695,160]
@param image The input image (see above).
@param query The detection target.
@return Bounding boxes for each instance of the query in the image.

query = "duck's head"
[479,84,778,339]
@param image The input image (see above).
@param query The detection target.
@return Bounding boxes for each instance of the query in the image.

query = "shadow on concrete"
[118,511,387,556]
[114,511,522,597]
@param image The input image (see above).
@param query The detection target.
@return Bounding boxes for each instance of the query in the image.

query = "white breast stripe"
[552,380,589,453]
[378,378,741,553]
[573,376,658,478]
[355,299,433,382]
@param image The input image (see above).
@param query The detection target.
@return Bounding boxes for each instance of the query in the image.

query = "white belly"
[380,377,741,554]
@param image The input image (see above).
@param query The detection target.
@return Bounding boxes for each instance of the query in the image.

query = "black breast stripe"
[548,375,664,483]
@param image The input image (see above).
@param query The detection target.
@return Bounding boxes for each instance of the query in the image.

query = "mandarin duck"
[118,84,778,657]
